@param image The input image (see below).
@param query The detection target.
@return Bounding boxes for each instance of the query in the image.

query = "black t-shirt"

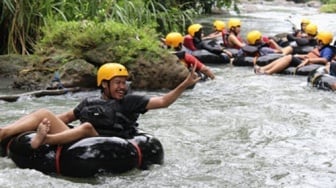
[73,94,150,137]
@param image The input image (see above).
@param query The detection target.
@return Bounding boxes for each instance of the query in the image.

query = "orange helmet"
[301,18,310,25]
[188,24,202,37]
[246,30,262,45]
[213,20,225,31]
[228,18,241,29]
[316,31,333,45]
[305,23,318,36]
[165,32,184,48]
[97,63,129,86]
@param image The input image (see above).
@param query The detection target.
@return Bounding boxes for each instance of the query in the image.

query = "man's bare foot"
[254,65,269,75]
[30,119,50,149]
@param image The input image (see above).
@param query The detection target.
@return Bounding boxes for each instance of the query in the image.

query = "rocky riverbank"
[0,42,188,91]
[0,0,323,92]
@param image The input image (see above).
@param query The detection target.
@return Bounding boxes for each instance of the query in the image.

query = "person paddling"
[165,32,215,80]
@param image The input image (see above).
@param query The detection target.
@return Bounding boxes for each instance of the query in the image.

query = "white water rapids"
[1,1,336,188]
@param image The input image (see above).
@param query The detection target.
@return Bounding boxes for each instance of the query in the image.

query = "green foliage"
[105,0,196,37]
[320,3,336,12]
[156,0,235,14]
[36,20,166,64]
[0,0,234,55]
[0,0,44,54]
[320,0,336,4]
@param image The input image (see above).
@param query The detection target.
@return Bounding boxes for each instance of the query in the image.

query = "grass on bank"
[35,20,167,65]
[320,3,336,12]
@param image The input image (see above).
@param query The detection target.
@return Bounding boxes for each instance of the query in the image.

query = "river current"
[1,2,336,188]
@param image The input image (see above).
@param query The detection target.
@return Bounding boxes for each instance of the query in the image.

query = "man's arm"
[146,66,200,110]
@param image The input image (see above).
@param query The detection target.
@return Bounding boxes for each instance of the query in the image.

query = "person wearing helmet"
[165,32,215,80]
[245,30,293,56]
[183,23,232,60]
[203,20,227,41]
[183,23,203,51]
[297,18,311,37]
[305,23,318,37]
[289,23,319,54]
[288,23,318,44]
[294,31,335,68]
[233,30,292,67]
[0,63,200,148]
[254,31,335,75]
[298,23,318,45]
[287,18,311,42]
[225,18,245,49]
[252,31,293,55]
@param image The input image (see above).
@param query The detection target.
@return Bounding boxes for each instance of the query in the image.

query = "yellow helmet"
[246,30,262,45]
[97,63,129,86]
[316,31,333,45]
[301,18,310,25]
[188,24,202,37]
[228,18,241,29]
[305,23,318,36]
[213,20,225,31]
[165,32,184,48]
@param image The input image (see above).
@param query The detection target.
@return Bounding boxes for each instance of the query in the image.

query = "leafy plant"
[0,0,233,55]
[320,3,336,12]
[36,20,166,64]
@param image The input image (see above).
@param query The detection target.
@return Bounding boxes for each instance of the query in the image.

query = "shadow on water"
[1,2,336,188]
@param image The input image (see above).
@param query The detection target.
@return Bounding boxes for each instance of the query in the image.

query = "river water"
[1,2,336,188]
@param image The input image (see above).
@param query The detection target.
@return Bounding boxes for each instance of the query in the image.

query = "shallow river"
[1,2,336,188]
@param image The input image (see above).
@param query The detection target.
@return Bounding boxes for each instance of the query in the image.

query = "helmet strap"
[101,80,112,99]
[174,44,183,51]
[229,28,236,35]
[233,28,238,35]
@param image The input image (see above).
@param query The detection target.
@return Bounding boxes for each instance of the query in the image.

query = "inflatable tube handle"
[6,138,14,157]
[129,140,142,168]
[55,145,63,175]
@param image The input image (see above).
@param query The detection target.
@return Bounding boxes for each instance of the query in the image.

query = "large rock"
[81,43,189,90]
[57,59,97,88]
[1,52,188,91]
[128,55,188,90]
[0,55,34,89]
[82,43,117,67]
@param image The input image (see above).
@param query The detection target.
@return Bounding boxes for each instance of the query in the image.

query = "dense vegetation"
[320,0,336,12]
[1,0,333,56]
[0,0,333,90]
[0,0,234,55]
[36,21,165,65]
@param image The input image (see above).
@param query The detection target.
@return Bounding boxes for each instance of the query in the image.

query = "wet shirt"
[73,95,150,137]
[319,46,335,62]
[184,33,225,56]
[183,53,204,70]
[183,35,197,51]
[259,46,276,56]
[221,29,228,46]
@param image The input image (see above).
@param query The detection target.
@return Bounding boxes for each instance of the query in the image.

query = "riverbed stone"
[57,59,97,88]
[0,51,188,91]
[128,54,188,90]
